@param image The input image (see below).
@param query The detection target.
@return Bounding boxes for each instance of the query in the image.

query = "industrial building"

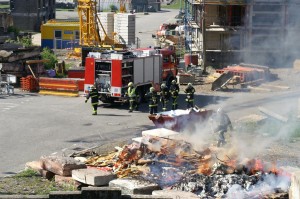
[184,0,300,68]
[10,0,55,32]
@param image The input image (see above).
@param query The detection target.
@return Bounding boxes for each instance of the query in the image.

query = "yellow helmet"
[128,82,133,87]
[150,87,155,92]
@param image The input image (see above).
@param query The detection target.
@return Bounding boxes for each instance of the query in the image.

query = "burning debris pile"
[84,127,290,198]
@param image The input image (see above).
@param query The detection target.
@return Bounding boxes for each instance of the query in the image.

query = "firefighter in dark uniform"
[160,83,170,111]
[170,79,180,110]
[214,108,233,147]
[184,83,195,109]
[145,87,159,114]
[85,85,99,115]
[126,82,139,112]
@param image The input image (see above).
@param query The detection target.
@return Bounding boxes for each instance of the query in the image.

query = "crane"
[119,0,126,13]
[77,0,125,49]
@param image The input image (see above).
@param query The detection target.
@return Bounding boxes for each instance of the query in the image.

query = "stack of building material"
[20,75,39,92]
[97,12,115,41]
[39,77,79,97]
[114,13,135,45]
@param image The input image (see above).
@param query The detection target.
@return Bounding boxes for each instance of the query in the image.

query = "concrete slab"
[142,128,180,139]
[152,190,199,198]
[109,178,160,195]
[41,155,86,176]
[72,168,117,186]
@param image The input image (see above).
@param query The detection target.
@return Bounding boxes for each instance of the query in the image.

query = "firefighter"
[213,108,233,147]
[126,82,139,112]
[170,79,180,110]
[145,87,159,114]
[160,83,170,111]
[85,85,99,115]
[184,83,195,109]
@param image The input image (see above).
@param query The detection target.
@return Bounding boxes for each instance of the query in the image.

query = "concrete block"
[25,161,55,180]
[72,168,116,186]
[109,178,160,195]
[81,187,122,199]
[152,190,199,198]
[49,191,81,199]
[41,155,86,176]
[142,128,180,139]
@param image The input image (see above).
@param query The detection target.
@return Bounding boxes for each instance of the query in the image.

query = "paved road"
[0,92,153,177]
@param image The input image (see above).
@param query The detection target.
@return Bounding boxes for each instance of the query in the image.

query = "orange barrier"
[39,77,79,97]
[20,76,39,92]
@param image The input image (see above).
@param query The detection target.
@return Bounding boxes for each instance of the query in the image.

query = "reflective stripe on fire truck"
[162,68,176,72]
[111,86,121,97]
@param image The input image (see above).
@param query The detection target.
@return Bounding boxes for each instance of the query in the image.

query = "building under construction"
[10,0,55,32]
[184,0,300,68]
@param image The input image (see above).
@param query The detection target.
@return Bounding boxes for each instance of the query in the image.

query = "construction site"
[1,0,300,199]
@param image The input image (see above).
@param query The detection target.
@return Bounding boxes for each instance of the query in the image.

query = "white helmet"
[161,83,166,88]
[188,83,192,87]
[128,82,133,87]
[150,87,155,92]
[172,80,176,84]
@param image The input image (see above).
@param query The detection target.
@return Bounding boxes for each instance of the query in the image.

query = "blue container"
[47,70,56,77]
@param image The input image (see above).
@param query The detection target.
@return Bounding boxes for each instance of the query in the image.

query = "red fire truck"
[84,47,178,103]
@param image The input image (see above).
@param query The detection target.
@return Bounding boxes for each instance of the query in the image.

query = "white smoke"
[226,173,290,199]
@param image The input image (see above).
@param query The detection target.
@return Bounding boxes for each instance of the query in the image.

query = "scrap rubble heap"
[83,127,290,198]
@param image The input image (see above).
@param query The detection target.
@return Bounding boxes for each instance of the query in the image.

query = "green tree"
[41,48,58,70]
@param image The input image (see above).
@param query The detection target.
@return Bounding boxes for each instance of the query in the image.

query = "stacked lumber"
[20,75,39,92]
[39,77,79,97]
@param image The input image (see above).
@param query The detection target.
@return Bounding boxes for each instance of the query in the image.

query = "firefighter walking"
[184,83,195,108]
[170,80,179,110]
[85,85,99,115]
[213,108,233,147]
[126,82,139,112]
[160,83,170,111]
[145,87,159,114]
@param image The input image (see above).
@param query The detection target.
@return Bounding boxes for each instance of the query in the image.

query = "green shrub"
[41,48,58,70]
